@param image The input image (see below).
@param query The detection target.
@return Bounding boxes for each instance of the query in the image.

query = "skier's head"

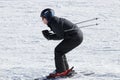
[40,8,55,24]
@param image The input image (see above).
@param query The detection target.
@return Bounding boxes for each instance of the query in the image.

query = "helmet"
[40,8,55,21]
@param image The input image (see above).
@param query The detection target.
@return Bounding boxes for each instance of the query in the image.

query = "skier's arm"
[49,33,63,40]
[42,30,52,40]
[42,30,63,40]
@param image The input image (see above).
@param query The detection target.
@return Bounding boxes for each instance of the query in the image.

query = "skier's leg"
[63,55,69,70]
[55,38,82,73]
[54,51,66,73]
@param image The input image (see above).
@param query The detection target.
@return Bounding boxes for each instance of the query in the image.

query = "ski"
[34,67,75,80]
[46,67,74,79]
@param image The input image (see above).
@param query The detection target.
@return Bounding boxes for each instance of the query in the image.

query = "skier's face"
[42,17,48,24]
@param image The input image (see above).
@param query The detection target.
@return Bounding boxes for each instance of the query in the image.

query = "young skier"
[40,8,83,78]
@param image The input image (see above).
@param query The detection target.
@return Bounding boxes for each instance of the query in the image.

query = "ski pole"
[64,23,99,32]
[79,23,99,28]
[75,18,99,25]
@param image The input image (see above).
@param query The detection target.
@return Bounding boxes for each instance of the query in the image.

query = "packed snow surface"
[0,0,120,80]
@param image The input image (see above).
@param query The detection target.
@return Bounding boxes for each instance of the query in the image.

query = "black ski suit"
[42,16,83,73]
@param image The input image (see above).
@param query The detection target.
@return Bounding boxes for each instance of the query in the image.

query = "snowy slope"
[0,0,120,80]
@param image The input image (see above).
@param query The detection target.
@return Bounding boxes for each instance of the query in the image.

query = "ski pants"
[54,31,83,73]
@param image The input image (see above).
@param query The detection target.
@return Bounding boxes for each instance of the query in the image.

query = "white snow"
[0,0,120,80]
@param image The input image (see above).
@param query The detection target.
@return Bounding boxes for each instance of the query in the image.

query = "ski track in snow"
[0,0,120,80]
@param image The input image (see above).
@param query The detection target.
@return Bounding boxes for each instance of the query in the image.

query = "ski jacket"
[47,16,83,40]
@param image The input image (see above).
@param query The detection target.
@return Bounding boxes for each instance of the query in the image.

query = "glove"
[42,30,51,40]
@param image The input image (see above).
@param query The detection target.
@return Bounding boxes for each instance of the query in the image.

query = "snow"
[0,0,120,80]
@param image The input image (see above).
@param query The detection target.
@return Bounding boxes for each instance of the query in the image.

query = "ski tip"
[96,23,99,25]
[96,18,99,20]
[71,66,74,70]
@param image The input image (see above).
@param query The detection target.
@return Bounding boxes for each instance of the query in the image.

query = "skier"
[40,8,83,78]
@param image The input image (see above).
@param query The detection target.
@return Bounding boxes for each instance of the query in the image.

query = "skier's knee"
[55,47,59,53]
[54,47,63,57]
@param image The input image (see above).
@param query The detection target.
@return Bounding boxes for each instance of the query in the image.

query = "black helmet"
[40,8,55,21]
